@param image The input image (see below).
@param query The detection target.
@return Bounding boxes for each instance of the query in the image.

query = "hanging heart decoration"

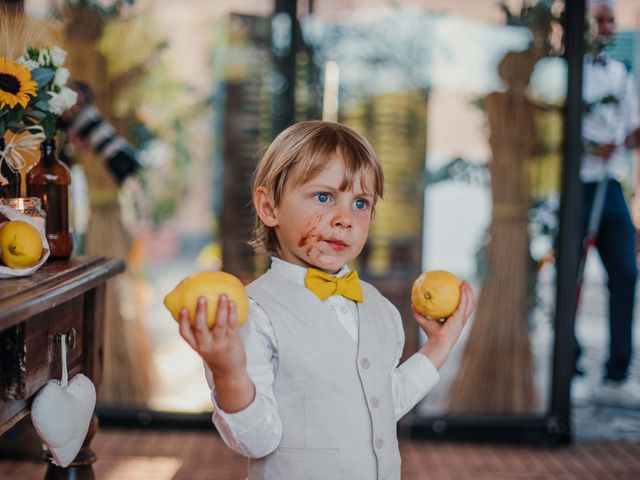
[31,334,96,468]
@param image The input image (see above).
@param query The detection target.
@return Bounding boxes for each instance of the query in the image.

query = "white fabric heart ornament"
[31,335,96,468]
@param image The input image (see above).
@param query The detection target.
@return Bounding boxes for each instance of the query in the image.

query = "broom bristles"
[0,7,43,60]
[446,220,539,414]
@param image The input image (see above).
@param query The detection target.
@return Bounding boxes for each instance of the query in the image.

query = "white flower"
[16,57,39,70]
[50,47,67,68]
[46,87,78,115]
[38,48,51,66]
[53,67,70,87]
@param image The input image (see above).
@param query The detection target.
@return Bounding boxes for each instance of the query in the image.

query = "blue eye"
[316,193,330,203]
[354,198,368,210]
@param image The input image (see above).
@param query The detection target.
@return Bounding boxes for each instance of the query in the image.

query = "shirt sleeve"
[388,304,440,421]
[205,299,282,458]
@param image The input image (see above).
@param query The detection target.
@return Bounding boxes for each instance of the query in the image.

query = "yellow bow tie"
[304,268,363,303]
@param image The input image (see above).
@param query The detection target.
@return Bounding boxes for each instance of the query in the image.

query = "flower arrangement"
[0,45,77,137]
[0,44,77,189]
[17,46,78,139]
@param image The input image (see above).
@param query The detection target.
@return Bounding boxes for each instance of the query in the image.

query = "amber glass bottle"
[27,138,73,259]
[0,137,21,198]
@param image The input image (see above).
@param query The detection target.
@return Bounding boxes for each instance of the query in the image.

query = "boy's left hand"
[413,282,475,370]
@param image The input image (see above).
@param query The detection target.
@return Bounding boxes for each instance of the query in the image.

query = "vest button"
[371,396,379,408]
[360,358,370,369]
[340,306,348,314]
[375,437,384,449]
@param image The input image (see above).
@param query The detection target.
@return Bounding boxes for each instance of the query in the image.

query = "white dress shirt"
[205,257,439,458]
[581,56,640,183]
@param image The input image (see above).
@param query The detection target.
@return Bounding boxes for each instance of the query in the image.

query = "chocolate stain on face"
[298,213,323,258]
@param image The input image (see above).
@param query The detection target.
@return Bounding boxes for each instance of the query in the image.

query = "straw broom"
[447,50,539,413]
[0,6,42,60]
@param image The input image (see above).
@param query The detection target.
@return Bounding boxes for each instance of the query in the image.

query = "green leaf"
[31,68,55,87]
[26,111,47,121]
[26,45,39,60]
[33,91,52,102]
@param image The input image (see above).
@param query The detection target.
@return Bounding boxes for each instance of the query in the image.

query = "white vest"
[246,270,402,480]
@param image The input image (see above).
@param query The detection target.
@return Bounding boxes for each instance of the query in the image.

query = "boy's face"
[273,155,376,273]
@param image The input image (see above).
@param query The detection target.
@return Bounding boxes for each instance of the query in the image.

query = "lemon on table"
[164,271,249,328]
[411,270,462,320]
[0,220,43,269]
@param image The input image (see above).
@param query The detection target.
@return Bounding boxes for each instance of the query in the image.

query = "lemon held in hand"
[411,270,462,320]
[164,271,249,328]
[0,220,43,269]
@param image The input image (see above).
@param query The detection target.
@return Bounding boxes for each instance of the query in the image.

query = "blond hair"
[251,121,384,255]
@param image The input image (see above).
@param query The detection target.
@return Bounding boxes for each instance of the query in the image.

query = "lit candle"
[0,197,46,230]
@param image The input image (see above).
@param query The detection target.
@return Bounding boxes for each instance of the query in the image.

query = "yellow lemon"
[0,220,43,269]
[164,271,249,328]
[411,270,462,320]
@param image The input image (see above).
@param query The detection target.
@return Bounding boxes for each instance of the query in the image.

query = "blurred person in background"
[573,0,640,408]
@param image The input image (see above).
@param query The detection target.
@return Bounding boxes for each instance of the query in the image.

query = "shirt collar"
[586,52,608,66]
[269,256,350,286]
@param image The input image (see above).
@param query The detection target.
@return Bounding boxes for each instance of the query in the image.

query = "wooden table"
[0,256,124,479]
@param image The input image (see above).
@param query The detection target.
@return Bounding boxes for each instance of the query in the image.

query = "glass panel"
[304,1,565,418]
[414,2,565,417]
[38,0,565,418]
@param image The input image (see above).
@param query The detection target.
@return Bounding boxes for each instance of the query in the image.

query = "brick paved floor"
[2,428,640,479]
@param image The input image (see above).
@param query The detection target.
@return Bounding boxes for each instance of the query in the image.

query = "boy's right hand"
[179,294,255,413]
[178,294,247,379]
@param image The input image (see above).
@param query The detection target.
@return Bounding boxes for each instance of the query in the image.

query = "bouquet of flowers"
[0,45,77,189]
[18,45,77,139]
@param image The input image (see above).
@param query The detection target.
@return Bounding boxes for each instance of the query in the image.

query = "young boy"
[179,121,474,479]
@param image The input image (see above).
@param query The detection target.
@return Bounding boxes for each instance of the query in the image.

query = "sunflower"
[0,56,37,110]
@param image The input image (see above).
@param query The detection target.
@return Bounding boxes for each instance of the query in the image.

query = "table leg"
[43,414,98,480]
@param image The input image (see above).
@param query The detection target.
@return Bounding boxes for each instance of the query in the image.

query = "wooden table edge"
[0,257,125,328]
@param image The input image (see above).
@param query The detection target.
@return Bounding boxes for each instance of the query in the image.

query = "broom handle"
[575,176,609,305]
